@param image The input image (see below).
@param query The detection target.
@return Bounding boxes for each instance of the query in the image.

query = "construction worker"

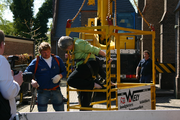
[136,50,152,83]
[25,42,67,112]
[58,36,114,109]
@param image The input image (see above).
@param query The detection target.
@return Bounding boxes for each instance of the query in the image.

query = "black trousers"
[67,60,99,107]
[78,91,93,108]
[96,57,106,79]
[68,61,99,89]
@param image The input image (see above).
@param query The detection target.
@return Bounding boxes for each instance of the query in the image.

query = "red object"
[106,16,113,25]
[115,29,118,33]
[66,19,72,28]
[41,85,59,91]
[150,24,155,31]
[106,16,118,33]
[126,74,136,78]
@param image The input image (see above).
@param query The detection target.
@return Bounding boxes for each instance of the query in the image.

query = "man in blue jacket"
[25,42,66,112]
[136,50,152,83]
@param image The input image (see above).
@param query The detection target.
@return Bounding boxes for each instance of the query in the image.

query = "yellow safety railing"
[66,25,156,111]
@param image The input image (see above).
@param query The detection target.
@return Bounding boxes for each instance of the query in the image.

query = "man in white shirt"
[0,30,23,120]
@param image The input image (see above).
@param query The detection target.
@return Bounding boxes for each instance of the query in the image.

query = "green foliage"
[0,3,5,24]
[8,0,53,43]
[0,1,15,35]
[0,20,15,35]
[1,0,53,44]
[2,0,13,5]
[33,0,53,42]
[10,0,34,38]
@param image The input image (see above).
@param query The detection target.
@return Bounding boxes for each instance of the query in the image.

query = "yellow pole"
[106,27,111,110]
[100,0,108,26]
[152,31,156,110]
[152,31,156,84]
[97,0,112,25]
[66,29,71,111]
[97,0,101,18]
[20,93,23,103]
[116,35,120,85]
[67,84,70,111]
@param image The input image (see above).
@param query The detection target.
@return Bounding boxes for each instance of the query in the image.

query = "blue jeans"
[140,75,152,83]
[37,88,64,112]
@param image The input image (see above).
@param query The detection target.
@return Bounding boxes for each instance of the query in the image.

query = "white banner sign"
[118,85,151,110]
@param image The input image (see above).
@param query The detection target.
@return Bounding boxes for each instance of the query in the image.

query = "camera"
[8,55,19,75]
[22,72,34,83]
[8,55,34,83]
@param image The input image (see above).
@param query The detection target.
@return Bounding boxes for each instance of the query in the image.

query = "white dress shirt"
[0,55,20,120]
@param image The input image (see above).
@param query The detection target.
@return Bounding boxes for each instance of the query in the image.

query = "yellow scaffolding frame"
[66,25,156,111]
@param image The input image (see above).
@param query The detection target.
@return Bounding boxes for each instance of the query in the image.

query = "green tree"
[10,0,34,38]
[2,0,13,5]
[0,3,6,25]
[0,20,15,35]
[0,1,15,35]
[33,0,53,42]
[9,0,52,42]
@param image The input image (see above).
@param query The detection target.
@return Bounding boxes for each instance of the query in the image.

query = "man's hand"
[108,58,113,63]
[52,74,62,83]
[65,53,71,59]
[31,79,39,88]
[13,71,23,86]
[111,81,116,86]
[136,67,140,80]
[136,74,139,80]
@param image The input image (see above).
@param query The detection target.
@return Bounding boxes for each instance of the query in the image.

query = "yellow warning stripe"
[167,63,175,72]
[159,64,171,73]
[155,65,163,73]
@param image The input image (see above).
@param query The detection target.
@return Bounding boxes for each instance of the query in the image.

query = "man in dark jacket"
[136,50,152,83]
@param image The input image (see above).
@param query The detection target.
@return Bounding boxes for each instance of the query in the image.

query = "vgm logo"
[119,90,140,104]
[120,97,125,104]
[118,86,151,110]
